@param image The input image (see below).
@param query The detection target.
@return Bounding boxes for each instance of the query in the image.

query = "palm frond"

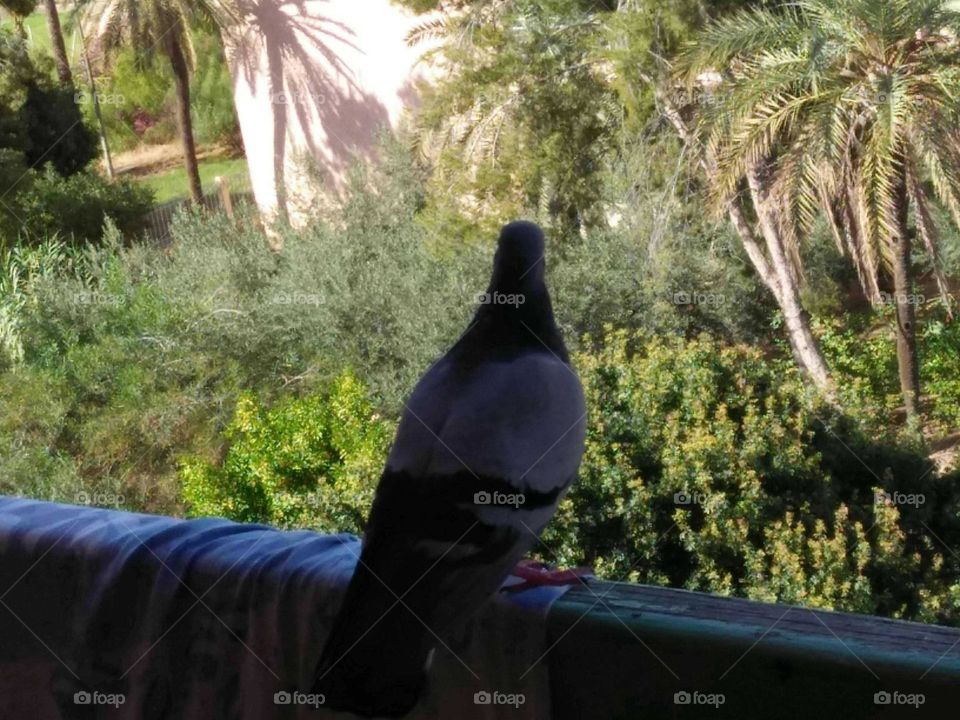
[907,152,954,318]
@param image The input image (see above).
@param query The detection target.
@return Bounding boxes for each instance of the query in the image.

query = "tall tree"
[42,0,72,86]
[591,0,835,389]
[678,0,960,417]
[407,0,622,238]
[82,0,235,204]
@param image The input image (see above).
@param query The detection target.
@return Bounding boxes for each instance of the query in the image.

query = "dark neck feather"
[451,268,568,364]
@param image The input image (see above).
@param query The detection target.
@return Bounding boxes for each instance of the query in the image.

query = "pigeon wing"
[314,351,585,716]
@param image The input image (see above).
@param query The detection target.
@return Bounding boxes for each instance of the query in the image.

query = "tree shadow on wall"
[227,0,392,220]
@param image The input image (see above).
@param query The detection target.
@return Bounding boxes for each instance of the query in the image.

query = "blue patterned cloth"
[0,497,565,719]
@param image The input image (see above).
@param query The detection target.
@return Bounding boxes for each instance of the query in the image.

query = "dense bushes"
[13,168,153,244]
[543,331,960,623]
[181,372,391,532]
[0,28,151,247]
[0,159,480,511]
[82,28,240,151]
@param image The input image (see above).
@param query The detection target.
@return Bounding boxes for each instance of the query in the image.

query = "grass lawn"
[2,10,80,66]
[135,157,251,204]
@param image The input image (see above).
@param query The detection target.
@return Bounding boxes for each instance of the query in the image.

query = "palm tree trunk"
[43,0,73,87]
[659,94,832,391]
[892,171,921,420]
[166,33,203,205]
[746,161,832,390]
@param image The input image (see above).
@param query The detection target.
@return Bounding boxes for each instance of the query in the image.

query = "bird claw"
[504,559,594,591]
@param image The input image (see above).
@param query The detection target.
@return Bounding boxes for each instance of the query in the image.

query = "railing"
[142,175,254,244]
[549,582,958,717]
[1,497,957,718]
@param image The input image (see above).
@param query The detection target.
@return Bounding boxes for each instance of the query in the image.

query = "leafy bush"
[920,317,960,430]
[0,237,88,366]
[542,330,960,623]
[180,372,391,532]
[21,83,98,175]
[818,309,960,433]
[80,28,239,151]
[1,154,475,509]
[189,28,241,148]
[0,28,97,176]
[13,168,153,244]
[80,49,174,150]
[415,0,620,239]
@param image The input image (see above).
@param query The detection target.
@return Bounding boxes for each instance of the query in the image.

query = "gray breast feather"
[388,353,586,495]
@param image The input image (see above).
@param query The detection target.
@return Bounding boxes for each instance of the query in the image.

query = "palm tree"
[679,0,960,421]
[81,0,235,204]
[43,0,72,86]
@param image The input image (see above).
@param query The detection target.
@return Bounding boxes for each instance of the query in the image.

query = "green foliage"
[0,151,476,510]
[548,130,771,344]
[3,24,86,167]
[677,0,960,310]
[0,237,87,366]
[83,28,240,151]
[180,372,391,531]
[542,330,960,622]
[21,83,98,175]
[13,167,153,244]
[0,29,96,175]
[80,0,239,157]
[80,48,175,151]
[920,317,960,430]
[189,27,241,148]
[415,0,621,238]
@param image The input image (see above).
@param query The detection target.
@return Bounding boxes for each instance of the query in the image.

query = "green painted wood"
[547,582,959,718]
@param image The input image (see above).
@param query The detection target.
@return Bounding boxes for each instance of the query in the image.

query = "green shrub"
[542,330,960,623]
[14,168,153,244]
[2,155,475,509]
[921,317,960,430]
[818,309,960,433]
[21,83,98,175]
[0,237,88,366]
[180,371,391,532]
[189,28,241,148]
[79,29,238,151]
[80,49,173,151]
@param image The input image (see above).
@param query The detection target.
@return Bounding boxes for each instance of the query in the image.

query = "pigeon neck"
[456,277,568,363]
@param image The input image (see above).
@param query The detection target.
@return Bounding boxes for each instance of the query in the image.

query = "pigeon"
[312,220,587,718]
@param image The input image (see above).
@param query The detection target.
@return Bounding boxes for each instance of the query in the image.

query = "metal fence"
[142,175,254,245]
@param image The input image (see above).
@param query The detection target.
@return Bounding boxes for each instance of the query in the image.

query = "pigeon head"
[461,220,568,361]
[489,220,545,294]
